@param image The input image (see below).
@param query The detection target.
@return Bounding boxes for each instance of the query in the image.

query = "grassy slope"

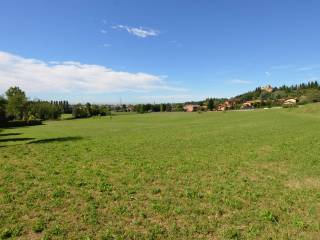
[0,105,320,239]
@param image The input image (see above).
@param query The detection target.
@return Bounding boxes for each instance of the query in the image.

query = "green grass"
[1,104,320,239]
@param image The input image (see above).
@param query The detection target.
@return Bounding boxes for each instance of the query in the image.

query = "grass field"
[1,105,320,239]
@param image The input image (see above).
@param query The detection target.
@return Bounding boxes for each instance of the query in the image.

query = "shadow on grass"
[0,133,22,137]
[0,136,82,148]
[0,137,35,143]
[28,136,83,144]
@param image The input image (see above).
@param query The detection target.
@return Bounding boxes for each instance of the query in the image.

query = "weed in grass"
[224,228,242,239]
[50,224,66,236]
[115,206,129,215]
[0,228,12,239]
[261,210,279,224]
[32,218,46,233]
[100,230,115,240]
[99,182,113,193]
[152,188,161,194]
[148,225,167,240]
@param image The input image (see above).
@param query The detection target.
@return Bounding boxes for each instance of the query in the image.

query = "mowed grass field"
[1,105,320,240]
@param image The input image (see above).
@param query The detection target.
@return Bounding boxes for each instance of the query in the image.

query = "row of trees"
[133,103,185,113]
[2,81,320,122]
[0,87,114,122]
[0,87,71,123]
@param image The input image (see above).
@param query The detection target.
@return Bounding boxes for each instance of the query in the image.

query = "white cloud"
[265,71,271,76]
[228,79,252,84]
[0,51,182,94]
[103,43,111,47]
[100,29,107,34]
[112,25,159,38]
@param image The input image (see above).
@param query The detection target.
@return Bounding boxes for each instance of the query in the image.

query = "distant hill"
[232,81,320,105]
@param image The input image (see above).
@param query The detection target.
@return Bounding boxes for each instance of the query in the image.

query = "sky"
[1,0,320,103]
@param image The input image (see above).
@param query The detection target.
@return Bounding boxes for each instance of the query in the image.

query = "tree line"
[0,87,69,123]
[0,87,112,124]
[1,81,320,123]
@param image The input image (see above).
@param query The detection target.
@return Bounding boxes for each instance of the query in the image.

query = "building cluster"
[183,85,298,112]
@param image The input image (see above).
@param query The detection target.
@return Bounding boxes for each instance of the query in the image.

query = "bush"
[72,104,111,119]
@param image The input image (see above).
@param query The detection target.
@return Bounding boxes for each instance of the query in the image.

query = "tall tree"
[0,96,7,122]
[207,98,214,111]
[5,87,27,120]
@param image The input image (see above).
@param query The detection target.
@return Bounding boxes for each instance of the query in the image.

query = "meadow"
[1,105,320,239]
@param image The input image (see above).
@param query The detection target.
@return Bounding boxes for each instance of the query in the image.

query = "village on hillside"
[125,81,320,113]
[183,85,297,112]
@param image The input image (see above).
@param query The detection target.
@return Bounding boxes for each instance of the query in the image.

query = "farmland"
[1,105,320,239]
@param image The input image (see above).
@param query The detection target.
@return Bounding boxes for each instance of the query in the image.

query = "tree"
[26,100,62,120]
[85,103,92,116]
[160,104,166,112]
[72,104,89,118]
[0,96,7,122]
[5,87,27,120]
[207,98,214,111]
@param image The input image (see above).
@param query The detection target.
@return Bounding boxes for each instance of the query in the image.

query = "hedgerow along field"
[1,105,320,240]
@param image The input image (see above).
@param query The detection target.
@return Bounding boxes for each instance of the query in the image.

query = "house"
[217,101,232,111]
[126,105,135,112]
[241,101,254,109]
[283,99,297,106]
[261,85,273,93]
[183,104,200,112]
[241,100,261,109]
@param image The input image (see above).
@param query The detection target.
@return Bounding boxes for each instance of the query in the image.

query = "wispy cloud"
[296,64,320,71]
[228,79,252,84]
[112,24,160,38]
[139,94,193,103]
[103,43,111,47]
[307,77,320,82]
[0,51,183,94]
[100,29,107,34]
[169,40,182,47]
[265,71,271,77]
[270,65,294,70]
[271,64,320,72]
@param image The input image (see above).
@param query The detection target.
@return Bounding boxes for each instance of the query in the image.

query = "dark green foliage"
[26,100,62,120]
[5,86,27,120]
[135,104,148,113]
[72,104,110,118]
[160,104,166,112]
[235,81,320,106]
[207,98,214,110]
[1,87,68,121]
[0,119,42,127]
[72,104,90,118]
[0,96,7,122]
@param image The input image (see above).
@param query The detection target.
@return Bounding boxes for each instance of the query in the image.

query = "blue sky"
[1,0,320,103]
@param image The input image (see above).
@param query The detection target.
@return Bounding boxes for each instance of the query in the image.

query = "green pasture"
[1,105,320,239]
